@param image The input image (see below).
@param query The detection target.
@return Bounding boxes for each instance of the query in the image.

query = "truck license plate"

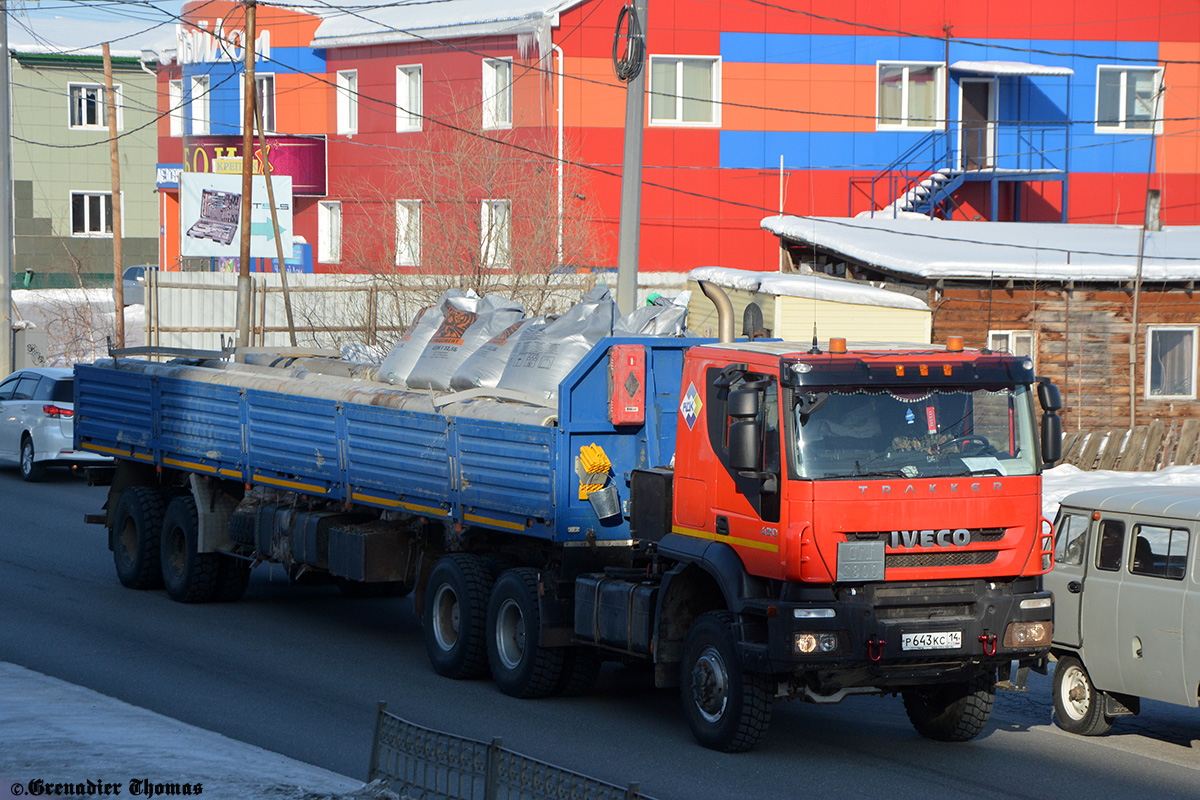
[901,631,962,651]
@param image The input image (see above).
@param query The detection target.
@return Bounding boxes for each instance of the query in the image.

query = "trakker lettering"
[859,481,1005,496]
[889,529,972,548]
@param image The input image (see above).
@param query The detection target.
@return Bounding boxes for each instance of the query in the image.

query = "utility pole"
[0,0,13,378]
[235,0,257,354]
[614,0,647,314]
[103,43,125,347]
[253,89,296,345]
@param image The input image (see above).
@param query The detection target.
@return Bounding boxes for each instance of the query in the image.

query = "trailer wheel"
[902,668,995,742]
[112,486,166,590]
[160,495,220,603]
[1052,656,1113,736]
[423,554,496,679]
[555,647,602,697]
[212,555,253,603]
[680,611,772,752]
[486,568,564,698]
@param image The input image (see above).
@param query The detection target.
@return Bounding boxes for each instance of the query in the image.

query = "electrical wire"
[612,3,644,83]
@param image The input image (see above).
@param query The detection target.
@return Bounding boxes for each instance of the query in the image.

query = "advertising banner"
[179,173,292,259]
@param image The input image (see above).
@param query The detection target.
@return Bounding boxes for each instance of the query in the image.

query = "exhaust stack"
[697,280,734,344]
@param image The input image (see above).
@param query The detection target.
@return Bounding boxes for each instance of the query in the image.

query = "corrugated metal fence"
[368,704,659,800]
[1061,419,1200,471]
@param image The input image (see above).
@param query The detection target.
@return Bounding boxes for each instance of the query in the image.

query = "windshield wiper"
[822,469,909,480]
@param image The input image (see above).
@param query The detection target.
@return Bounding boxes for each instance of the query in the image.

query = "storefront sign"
[184,135,327,196]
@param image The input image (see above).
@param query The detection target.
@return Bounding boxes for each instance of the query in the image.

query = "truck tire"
[680,611,772,752]
[1052,655,1113,736]
[902,669,995,742]
[555,647,602,697]
[112,486,166,590]
[20,436,46,482]
[423,554,496,679]
[160,495,220,603]
[486,568,565,698]
[212,555,253,603]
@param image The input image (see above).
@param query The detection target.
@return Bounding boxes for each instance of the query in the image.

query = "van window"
[1054,513,1089,566]
[1129,524,1190,580]
[1096,519,1125,571]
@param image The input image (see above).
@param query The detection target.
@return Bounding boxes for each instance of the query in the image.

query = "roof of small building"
[761,215,1200,283]
[689,267,930,312]
[308,0,585,47]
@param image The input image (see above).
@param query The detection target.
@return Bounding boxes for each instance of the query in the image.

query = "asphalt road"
[2,469,1199,800]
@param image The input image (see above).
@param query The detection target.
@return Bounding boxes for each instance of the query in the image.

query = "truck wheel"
[902,669,995,742]
[555,647,602,697]
[487,568,565,698]
[1053,655,1113,736]
[423,554,496,679]
[112,486,166,590]
[680,611,772,752]
[20,436,46,482]
[160,495,219,603]
[212,555,253,603]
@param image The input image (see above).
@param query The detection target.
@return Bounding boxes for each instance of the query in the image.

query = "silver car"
[0,367,112,481]
[118,264,154,306]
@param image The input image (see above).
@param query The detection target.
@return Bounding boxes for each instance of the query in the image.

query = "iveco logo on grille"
[889,529,972,548]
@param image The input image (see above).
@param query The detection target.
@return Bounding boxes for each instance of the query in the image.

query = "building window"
[1129,525,1189,580]
[480,199,511,268]
[988,330,1034,368]
[255,74,275,132]
[1147,326,1196,400]
[337,70,358,135]
[71,192,116,237]
[877,63,942,130]
[397,65,422,132]
[190,76,209,135]
[1096,67,1162,133]
[168,79,183,137]
[482,59,512,130]
[69,83,121,129]
[318,201,342,263]
[649,56,720,125]
[395,200,421,267]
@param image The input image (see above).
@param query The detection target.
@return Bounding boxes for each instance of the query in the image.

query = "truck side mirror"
[727,388,759,418]
[1037,379,1062,412]
[1041,412,1062,467]
[729,419,762,471]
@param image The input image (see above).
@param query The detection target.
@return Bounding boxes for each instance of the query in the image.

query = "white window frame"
[189,75,210,135]
[1095,66,1163,134]
[395,199,421,267]
[396,65,422,132]
[482,59,513,131]
[988,329,1035,369]
[647,55,721,127]
[245,73,275,133]
[1145,325,1197,401]
[318,201,342,263]
[168,79,183,137]
[480,199,511,268]
[69,83,122,130]
[876,61,945,131]
[70,191,121,237]
[337,70,358,135]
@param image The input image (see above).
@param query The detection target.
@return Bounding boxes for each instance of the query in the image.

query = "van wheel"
[487,568,565,698]
[680,611,772,752]
[423,554,496,679]
[903,669,995,742]
[160,495,219,603]
[112,486,166,590]
[1053,656,1113,736]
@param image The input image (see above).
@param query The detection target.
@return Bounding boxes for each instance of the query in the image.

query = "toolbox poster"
[179,172,292,258]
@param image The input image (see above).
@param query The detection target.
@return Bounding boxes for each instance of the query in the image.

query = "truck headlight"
[1003,621,1052,648]
[794,632,840,655]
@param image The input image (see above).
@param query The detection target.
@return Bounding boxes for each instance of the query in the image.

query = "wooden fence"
[1061,420,1200,472]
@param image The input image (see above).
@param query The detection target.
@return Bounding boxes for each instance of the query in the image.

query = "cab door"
[1047,509,1091,647]
[1078,515,1128,692]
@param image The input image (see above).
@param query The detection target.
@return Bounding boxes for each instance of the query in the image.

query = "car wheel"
[20,436,46,482]
[1053,655,1113,736]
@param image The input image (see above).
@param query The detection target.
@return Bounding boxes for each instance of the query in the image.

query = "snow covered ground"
[12,288,145,366]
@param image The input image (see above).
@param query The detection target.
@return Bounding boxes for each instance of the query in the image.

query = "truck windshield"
[791,385,1039,480]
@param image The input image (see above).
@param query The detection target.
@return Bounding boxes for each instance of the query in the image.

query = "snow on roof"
[761,215,1200,283]
[689,267,930,312]
[9,43,147,60]
[310,0,584,47]
[950,60,1074,77]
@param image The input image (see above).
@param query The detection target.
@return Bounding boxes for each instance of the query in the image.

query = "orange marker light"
[943,364,952,376]
[919,365,929,376]
[895,365,905,376]
[830,338,847,354]
[947,335,964,352]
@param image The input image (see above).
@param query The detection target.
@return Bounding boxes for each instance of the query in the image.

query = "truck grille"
[848,528,1007,544]
[885,551,998,569]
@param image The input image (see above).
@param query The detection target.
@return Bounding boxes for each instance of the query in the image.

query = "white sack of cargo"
[614,302,688,336]
[497,285,616,399]
[406,295,526,391]
[449,317,540,392]
[378,289,476,386]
